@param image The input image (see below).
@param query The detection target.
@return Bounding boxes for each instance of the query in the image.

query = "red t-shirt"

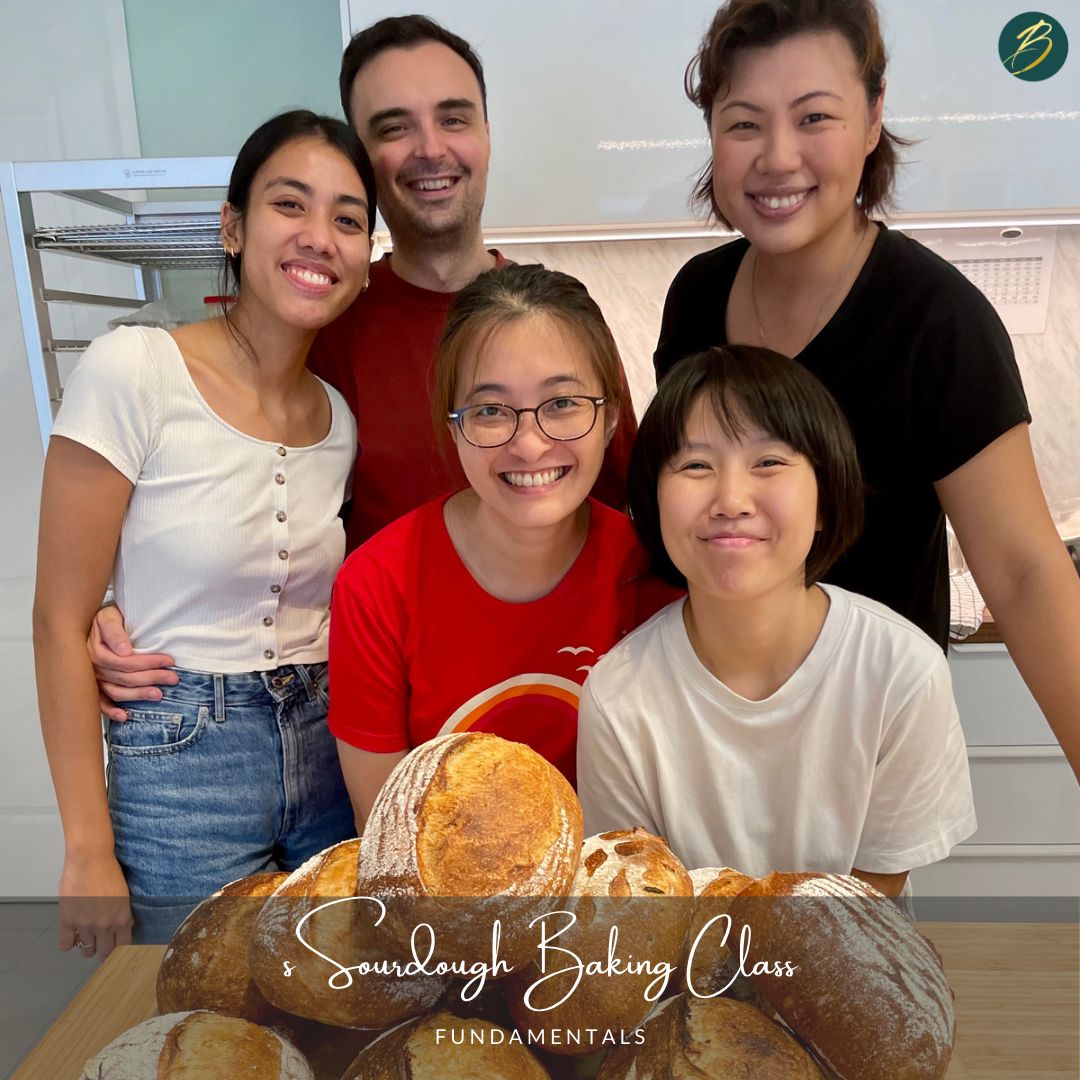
[328,496,679,786]
[308,255,638,552]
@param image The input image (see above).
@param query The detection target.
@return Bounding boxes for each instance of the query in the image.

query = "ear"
[220,202,243,257]
[603,407,618,448]
[866,79,885,156]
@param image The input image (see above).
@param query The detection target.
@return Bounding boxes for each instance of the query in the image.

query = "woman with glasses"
[327,263,677,825]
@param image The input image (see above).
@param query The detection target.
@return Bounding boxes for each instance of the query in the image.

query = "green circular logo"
[999,12,1069,80]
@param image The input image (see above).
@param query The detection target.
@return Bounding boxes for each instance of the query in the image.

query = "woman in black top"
[655,0,1080,778]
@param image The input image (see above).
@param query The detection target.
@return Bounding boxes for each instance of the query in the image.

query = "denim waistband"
[159,662,327,707]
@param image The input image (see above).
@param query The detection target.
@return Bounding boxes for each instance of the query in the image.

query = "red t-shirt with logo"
[327,496,679,786]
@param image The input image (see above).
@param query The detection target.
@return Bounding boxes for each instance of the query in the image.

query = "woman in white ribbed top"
[33,111,377,957]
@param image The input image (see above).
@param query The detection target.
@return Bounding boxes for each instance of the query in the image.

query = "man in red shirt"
[88,15,638,717]
[309,15,637,550]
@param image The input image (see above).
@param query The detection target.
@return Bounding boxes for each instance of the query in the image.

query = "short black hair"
[628,346,864,589]
[339,14,488,127]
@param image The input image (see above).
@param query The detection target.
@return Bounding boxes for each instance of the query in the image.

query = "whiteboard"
[346,1,1080,227]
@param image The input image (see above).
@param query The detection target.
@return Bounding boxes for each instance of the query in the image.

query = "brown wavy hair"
[686,0,909,226]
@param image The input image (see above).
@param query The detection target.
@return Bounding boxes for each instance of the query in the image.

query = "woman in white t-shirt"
[33,111,377,955]
[576,346,976,895]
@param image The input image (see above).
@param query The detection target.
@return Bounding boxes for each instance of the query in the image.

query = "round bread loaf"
[80,1010,312,1079]
[730,871,956,1080]
[507,829,694,1057]
[676,866,766,1008]
[343,1010,549,1079]
[250,838,447,1030]
[156,869,289,1023]
[596,993,824,1079]
[357,732,583,966]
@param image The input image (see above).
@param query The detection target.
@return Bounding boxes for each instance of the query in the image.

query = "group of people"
[33,0,1080,961]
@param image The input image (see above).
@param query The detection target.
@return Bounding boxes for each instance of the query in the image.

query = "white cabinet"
[911,644,1080,898]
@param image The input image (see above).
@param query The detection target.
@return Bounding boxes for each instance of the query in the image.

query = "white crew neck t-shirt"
[51,325,357,672]
[576,584,975,877]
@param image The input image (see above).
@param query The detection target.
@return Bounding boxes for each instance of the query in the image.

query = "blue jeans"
[105,662,354,942]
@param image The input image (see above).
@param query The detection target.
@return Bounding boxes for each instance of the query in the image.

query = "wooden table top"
[11,923,1078,1079]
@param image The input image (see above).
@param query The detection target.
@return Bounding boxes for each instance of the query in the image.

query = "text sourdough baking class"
[285,897,795,1009]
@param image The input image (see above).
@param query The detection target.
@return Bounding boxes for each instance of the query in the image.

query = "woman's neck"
[682,580,829,701]
[444,490,591,603]
[214,302,317,396]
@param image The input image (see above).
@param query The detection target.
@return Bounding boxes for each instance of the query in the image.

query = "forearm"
[984,553,1080,782]
[34,619,117,857]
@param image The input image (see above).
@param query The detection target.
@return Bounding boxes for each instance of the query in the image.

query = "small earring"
[361,278,370,292]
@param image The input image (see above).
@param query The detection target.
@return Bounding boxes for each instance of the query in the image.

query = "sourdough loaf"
[507,829,694,1056]
[156,869,288,1023]
[676,866,766,1007]
[343,1010,549,1079]
[250,838,446,1030]
[80,1010,312,1079]
[357,732,583,965]
[731,871,956,1080]
[596,993,824,1078]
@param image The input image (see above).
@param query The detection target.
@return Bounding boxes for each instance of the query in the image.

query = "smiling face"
[450,313,612,533]
[348,41,490,247]
[223,136,372,331]
[709,30,883,257]
[658,393,820,604]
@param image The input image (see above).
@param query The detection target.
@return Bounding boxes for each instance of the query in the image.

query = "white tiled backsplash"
[507,225,1080,510]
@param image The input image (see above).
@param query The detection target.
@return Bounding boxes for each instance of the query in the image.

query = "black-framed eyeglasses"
[448,395,607,449]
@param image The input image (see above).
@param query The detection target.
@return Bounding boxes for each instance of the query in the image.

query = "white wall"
[0,0,140,894]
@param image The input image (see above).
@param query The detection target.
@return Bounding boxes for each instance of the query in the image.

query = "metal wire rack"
[33,218,223,268]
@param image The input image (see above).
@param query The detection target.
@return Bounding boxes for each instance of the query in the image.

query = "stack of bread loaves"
[81,734,959,1079]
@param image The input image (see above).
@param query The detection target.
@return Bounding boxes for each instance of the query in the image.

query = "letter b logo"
[999,12,1069,80]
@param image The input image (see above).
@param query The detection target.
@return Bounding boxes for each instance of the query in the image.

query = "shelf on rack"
[33,219,222,268]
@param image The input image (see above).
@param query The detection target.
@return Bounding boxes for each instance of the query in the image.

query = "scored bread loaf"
[80,1010,312,1079]
[357,732,583,965]
[342,1010,549,1080]
[596,993,824,1079]
[507,829,694,1056]
[731,871,956,1080]
[156,869,289,1023]
[250,838,447,1030]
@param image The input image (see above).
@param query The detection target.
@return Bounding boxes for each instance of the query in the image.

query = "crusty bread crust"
[507,829,694,1056]
[357,733,583,966]
[156,870,288,1023]
[597,993,823,1079]
[343,1011,548,1080]
[80,1010,312,1079]
[732,871,956,1080]
[250,839,446,1030]
[359,733,582,900]
[676,866,761,1002]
